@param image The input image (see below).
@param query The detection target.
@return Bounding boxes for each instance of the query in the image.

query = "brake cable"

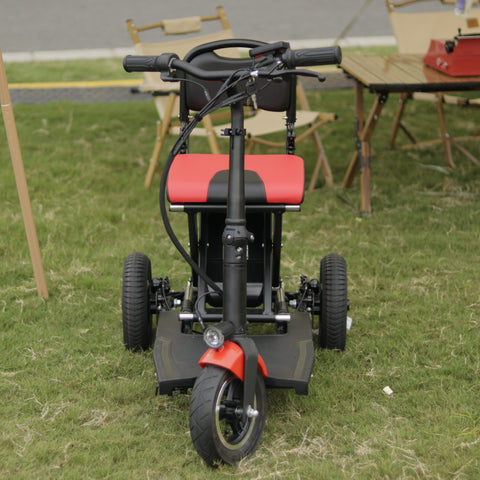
[158,67,255,296]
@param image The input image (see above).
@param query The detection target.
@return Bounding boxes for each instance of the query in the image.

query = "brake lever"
[268,69,326,83]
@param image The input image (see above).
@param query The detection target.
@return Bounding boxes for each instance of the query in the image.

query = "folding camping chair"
[127,6,237,187]
[239,85,336,190]
[385,0,480,166]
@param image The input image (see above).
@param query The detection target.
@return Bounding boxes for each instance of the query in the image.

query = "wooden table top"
[340,54,480,94]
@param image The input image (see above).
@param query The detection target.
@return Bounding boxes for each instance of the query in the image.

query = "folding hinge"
[179,121,189,154]
[286,122,296,155]
[221,128,247,137]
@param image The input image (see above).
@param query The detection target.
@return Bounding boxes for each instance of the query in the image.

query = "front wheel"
[189,365,266,466]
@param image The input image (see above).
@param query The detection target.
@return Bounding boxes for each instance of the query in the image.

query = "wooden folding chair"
[200,83,337,190]
[385,0,480,167]
[246,85,336,190]
[127,6,237,187]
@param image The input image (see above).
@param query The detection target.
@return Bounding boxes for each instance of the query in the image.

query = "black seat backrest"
[179,39,296,119]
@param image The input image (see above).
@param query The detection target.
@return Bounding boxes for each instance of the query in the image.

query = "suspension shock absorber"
[277,282,288,314]
[181,279,195,333]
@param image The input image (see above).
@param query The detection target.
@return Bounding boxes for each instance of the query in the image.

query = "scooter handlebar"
[123,45,342,80]
[281,46,342,68]
[123,53,179,72]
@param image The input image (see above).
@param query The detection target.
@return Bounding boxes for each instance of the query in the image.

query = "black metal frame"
[172,39,303,331]
[184,208,287,318]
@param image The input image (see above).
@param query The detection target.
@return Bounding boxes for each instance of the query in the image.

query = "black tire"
[319,253,348,350]
[122,252,153,351]
[189,365,266,466]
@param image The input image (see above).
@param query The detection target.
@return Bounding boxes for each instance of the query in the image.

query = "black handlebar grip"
[282,46,342,68]
[123,53,179,72]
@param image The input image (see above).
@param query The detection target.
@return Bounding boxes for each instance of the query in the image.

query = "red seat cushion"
[167,154,305,205]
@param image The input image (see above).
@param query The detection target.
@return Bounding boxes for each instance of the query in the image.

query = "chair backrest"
[126,6,239,92]
[385,0,480,54]
[179,39,296,122]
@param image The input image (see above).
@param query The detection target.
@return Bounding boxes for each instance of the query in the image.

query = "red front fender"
[199,340,268,381]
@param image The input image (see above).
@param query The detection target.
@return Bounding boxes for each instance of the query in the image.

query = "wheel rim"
[214,375,257,451]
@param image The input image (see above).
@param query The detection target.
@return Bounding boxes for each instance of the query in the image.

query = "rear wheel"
[319,253,348,350]
[189,365,266,466]
[122,252,153,351]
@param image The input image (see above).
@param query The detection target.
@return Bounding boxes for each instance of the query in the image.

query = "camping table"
[340,54,480,215]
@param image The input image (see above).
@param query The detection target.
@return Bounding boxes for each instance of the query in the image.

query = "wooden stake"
[0,46,49,299]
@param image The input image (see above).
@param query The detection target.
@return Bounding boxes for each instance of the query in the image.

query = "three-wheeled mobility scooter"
[122,39,348,466]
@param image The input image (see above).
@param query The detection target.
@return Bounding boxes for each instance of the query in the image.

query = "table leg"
[359,136,372,216]
[342,82,364,189]
[435,93,455,168]
[389,92,411,148]
[342,81,387,215]
[343,150,360,189]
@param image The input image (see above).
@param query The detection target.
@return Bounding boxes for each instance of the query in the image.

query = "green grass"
[5,58,143,83]
[1,58,480,478]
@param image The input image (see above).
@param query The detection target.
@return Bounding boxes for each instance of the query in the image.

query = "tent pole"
[0,46,49,299]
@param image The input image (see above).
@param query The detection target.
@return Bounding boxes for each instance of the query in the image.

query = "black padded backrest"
[180,39,295,114]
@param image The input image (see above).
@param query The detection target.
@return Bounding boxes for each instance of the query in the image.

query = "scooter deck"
[153,311,314,395]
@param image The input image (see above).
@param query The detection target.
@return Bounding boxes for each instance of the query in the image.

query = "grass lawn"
[1,56,479,478]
